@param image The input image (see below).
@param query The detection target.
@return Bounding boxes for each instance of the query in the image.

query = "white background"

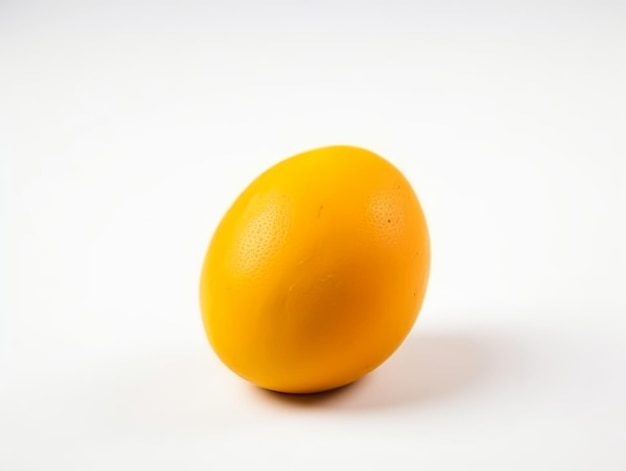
[1,0,625,469]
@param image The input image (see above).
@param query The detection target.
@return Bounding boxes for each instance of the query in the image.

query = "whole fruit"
[199,146,430,393]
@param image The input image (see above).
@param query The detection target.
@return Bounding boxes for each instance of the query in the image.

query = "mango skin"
[199,146,430,393]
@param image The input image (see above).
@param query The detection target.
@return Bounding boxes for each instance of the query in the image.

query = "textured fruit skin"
[199,146,430,393]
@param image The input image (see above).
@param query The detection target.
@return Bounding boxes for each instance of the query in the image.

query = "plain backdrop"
[1,0,625,469]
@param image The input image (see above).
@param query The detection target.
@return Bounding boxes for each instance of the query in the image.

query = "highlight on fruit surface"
[199,145,430,394]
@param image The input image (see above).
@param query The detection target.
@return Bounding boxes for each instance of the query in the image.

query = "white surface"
[1,1,626,469]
